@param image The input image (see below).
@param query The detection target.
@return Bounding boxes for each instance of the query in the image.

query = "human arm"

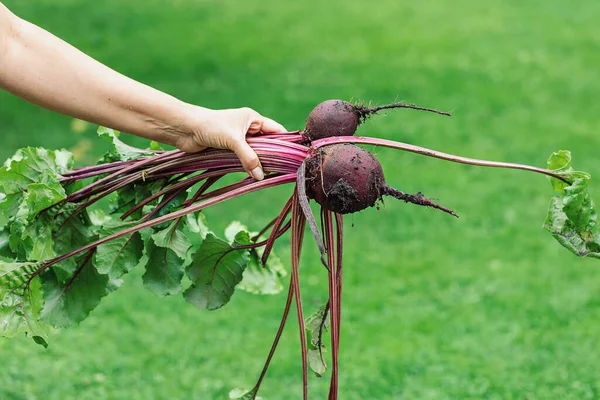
[0,2,284,179]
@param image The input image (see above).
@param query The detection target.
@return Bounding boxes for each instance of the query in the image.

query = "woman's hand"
[176,107,286,181]
[0,3,287,181]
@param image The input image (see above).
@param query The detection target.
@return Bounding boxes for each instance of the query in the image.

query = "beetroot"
[305,143,458,216]
[303,99,452,142]
[304,100,360,141]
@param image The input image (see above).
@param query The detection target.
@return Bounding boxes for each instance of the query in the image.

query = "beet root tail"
[354,101,452,122]
[382,185,459,218]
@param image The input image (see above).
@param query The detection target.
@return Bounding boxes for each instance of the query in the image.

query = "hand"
[0,4,287,181]
[176,106,286,180]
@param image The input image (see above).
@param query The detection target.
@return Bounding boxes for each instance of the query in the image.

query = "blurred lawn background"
[1,0,600,399]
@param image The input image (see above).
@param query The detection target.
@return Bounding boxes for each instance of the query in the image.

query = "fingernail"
[251,167,264,181]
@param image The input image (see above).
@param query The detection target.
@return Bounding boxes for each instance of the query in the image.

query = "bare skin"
[0,2,285,180]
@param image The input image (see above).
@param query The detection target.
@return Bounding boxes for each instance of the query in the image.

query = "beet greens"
[0,99,594,400]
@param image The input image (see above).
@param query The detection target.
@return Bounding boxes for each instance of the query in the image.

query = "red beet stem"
[313,136,571,184]
[291,195,309,400]
[30,174,298,279]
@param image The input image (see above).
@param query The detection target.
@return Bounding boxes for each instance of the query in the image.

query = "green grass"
[2,0,600,398]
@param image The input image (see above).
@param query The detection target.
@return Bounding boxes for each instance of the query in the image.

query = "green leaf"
[150,190,188,229]
[184,232,251,310]
[88,209,113,226]
[547,150,592,193]
[228,388,262,400]
[2,147,73,182]
[94,220,143,279]
[308,348,327,378]
[142,220,192,297]
[0,147,72,226]
[41,257,113,328]
[111,178,167,218]
[0,192,22,228]
[184,212,209,250]
[23,277,48,347]
[9,204,94,277]
[305,303,330,377]
[10,214,56,261]
[98,127,157,161]
[148,141,164,151]
[224,221,248,243]
[238,250,286,295]
[544,151,600,258]
[52,205,96,281]
[0,261,48,344]
[224,221,287,295]
[22,182,66,218]
[0,228,15,260]
[142,241,186,297]
[0,147,76,264]
[150,220,191,259]
[0,147,71,241]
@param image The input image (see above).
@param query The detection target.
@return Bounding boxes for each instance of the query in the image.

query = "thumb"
[231,139,264,180]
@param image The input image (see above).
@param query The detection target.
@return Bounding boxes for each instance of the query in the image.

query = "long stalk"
[291,194,309,400]
[323,210,339,400]
[249,278,295,399]
[312,136,570,183]
[32,174,297,278]
[334,213,344,392]
[261,195,294,265]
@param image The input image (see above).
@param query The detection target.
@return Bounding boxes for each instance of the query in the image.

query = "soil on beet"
[306,144,384,214]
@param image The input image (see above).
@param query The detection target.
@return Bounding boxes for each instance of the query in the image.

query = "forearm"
[0,8,193,146]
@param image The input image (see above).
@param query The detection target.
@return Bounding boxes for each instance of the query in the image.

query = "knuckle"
[243,153,260,167]
[243,107,261,120]
[231,135,245,147]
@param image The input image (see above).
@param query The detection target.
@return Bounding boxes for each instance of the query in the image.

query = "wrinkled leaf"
[228,388,262,400]
[305,303,329,377]
[94,220,143,279]
[112,178,167,218]
[10,214,56,261]
[184,232,251,310]
[150,190,188,229]
[151,220,191,259]
[0,148,72,261]
[52,205,96,281]
[142,241,187,297]
[88,209,113,226]
[41,258,114,328]
[2,147,72,182]
[224,222,286,295]
[0,147,71,227]
[22,182,66,219]
[224,221,248,243]
[142,220,193,297]
[98,127,157,162]
[0,228,15,260]
[184,212,209,250]
[0,261,48,344]
[308,348,327,378]
[544,151,600,258]
[148,141,163,151]
[9,204,94,280]
[0,191,21,228]
[238,250,286,295]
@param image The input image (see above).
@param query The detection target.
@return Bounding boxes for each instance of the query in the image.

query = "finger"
[261,116,287,133]
[231,139,264,180]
